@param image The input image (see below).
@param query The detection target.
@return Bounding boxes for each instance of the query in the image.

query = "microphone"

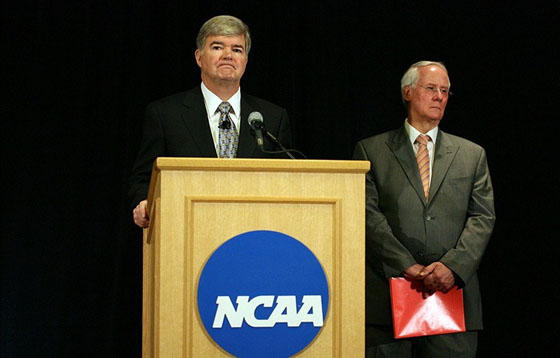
[247,111,305,159]
[248,111,265,148]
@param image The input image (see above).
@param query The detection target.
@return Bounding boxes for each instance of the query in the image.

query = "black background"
[2,1,558,356]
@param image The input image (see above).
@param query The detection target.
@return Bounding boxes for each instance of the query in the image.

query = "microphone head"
[248,111,264,129]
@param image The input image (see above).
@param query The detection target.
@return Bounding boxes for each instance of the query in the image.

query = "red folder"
[389,277,466,339]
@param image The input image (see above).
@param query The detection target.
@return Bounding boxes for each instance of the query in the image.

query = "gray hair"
[400,61,450,104]
[196,15,252,54]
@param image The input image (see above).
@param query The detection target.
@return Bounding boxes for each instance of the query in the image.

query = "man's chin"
[216,73,242,82]
[427,111,444,122]
[217,76,238,82]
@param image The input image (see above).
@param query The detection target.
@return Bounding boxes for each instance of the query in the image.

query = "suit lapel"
[428,131,459,203]
[386,128,427,204]
[237,93,259,158]
[181,87,218,157]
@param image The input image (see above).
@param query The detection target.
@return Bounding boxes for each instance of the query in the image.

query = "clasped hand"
[403,262,455,299]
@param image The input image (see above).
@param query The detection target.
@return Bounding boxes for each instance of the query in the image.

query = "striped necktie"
[217,102,239,158]
[416,134,431,201]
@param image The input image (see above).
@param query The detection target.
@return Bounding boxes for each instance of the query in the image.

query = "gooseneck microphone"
[247,111,306,159]
[247,111,265,148]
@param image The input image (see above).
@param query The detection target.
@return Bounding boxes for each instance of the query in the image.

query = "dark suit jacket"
[353,126,495,330]
[129,86,292,207]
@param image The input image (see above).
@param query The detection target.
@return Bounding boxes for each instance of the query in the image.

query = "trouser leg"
[366,325,478,358]
[413,331,478,358]
[366,325,412,358]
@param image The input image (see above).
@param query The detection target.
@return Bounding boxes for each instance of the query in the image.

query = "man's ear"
[403,86,412,101]
[194,49,202,67]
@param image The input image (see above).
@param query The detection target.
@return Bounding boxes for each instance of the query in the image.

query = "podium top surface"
[153,157,370,174]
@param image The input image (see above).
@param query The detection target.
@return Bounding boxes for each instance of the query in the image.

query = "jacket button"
[425,215,432,221]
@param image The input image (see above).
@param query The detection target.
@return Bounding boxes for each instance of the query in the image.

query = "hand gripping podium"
[142,157,369,357]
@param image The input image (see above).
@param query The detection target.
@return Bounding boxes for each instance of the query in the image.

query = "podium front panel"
[143,158,368,357]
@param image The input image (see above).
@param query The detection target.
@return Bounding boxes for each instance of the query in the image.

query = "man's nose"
[222,47,233,59]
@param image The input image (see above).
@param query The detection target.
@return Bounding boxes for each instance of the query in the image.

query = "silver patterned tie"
[217,102,239,158]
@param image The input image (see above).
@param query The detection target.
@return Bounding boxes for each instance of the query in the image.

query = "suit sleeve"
[128,103,166,209]
[353,141,417,278]
[439,148,496,286]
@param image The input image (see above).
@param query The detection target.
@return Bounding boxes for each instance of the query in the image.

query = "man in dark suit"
[353,61,495,357]
[130,15,292,228]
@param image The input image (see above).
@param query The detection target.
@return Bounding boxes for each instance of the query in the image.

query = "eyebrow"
[423,82,449,88]
[209,41,245,50]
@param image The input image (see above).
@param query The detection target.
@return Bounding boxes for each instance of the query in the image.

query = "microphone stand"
[264,130,299,159]
[248,124,306,159]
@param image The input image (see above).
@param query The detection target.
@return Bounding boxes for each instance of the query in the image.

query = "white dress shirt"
[200,82,242,155]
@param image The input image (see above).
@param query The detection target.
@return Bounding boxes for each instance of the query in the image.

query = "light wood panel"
[143,158,369,357]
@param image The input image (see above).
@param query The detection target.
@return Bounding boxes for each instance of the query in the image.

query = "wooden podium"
[143,157,369,357]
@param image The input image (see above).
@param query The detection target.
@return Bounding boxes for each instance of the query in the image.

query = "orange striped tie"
[416,134,431,201]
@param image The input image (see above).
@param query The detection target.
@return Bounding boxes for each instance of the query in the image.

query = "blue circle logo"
[197,230,329,357]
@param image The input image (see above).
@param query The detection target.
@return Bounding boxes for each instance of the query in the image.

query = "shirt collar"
[404,118,439,146]
[200,82,241,117]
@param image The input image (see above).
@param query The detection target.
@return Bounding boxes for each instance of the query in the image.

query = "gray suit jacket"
[353,126,495,330]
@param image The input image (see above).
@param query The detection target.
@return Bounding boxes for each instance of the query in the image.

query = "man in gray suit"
[130,15,291,228]
[353,61,495,357]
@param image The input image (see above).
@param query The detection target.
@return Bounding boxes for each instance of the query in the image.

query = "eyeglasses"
[416,84,453,97]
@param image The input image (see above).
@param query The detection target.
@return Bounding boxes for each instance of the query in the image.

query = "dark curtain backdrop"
[2,1,557,356]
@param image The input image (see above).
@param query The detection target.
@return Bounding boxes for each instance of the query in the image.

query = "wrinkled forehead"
[202,33,247,50]
[206,34,245,47]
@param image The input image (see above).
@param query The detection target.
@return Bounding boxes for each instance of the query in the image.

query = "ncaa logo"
[197,230,329,357]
